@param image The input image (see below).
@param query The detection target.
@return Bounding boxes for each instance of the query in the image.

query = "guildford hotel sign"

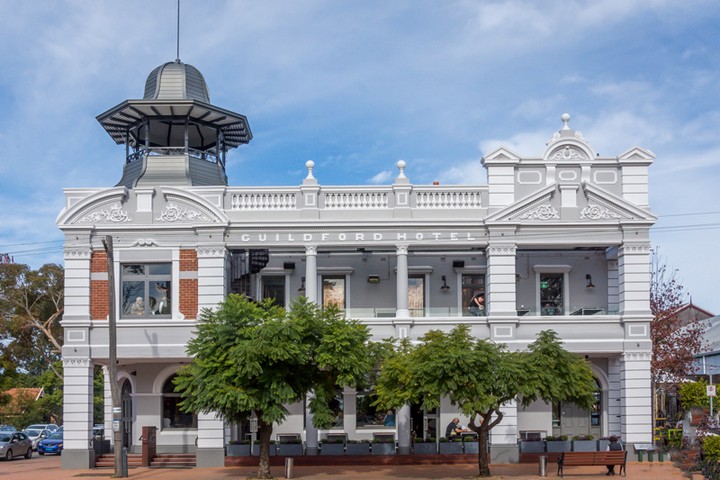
[231,229,487,246]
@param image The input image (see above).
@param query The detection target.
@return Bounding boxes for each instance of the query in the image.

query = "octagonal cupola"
[97,59,252,188]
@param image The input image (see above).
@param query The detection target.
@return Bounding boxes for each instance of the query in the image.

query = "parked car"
[0,425,16,433]
[0,431,33,460]
[23,429,49,450]
[37,431,63,456]
[25,424,58,433]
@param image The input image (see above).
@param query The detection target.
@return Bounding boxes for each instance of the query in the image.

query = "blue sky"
[0,1,719,313]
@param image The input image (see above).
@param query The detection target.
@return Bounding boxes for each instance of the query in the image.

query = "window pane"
[356,390,383,428]
[322,276,345,309]
[328,391,344,429]
[122,264,145,276]
[262,276,286,306]
[408,276,424,317]
[151,281,171,315]
[540,273,563,315]
[149,264,171,275]
[123,281,146,316]
[462,274,485,316]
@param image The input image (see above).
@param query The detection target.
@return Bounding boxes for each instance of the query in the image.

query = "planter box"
[597,439,610,451]
[519,440,545,453]
[252,444,277,456]
[463,441,479,454]
[227,444,251,456]
[277,443,304,456]
[439,441,464,454]
[572,440,597,452]
[413,442,437,455]
[372,443,396,455]
[345,443,370,455]
[545,441,571,453]
[320,443,345,455]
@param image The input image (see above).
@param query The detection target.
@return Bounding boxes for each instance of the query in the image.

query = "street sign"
[112,407,122,414]
[707,385,716,397]
[250,417,258,433]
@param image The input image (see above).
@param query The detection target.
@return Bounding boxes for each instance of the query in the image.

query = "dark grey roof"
[144,61,210,102]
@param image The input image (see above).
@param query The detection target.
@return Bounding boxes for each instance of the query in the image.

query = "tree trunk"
[257,420,273,479]
[477,426,491,477]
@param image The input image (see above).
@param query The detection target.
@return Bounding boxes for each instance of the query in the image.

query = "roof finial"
[175,0,181,62]
[561,112,571,130]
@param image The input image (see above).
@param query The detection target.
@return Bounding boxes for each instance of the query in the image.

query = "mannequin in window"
[130,297,144,315]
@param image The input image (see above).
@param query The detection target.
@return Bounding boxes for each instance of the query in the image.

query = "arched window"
[161,374,197,429]
[591,378,602,426]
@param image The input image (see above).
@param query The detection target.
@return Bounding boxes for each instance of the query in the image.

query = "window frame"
[533,265,572,316]
[120,263,172,319]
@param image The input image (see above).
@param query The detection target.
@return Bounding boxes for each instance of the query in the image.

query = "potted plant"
[320,436,346,455]
[545,435,570,453]
[438,436,464,454]
[413,437,437,455]
[277,437,304,456]
[226,439,251,456]
[372,437,396,455]
[345,439,371,455]
[572,434,596,452]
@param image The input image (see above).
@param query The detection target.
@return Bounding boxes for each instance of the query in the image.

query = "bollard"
[637,450,644,462]
[538,455,547,476]
[285,457,294,479]
[121,446,129,477]
[658,450,665,462]
[648,450,654,462]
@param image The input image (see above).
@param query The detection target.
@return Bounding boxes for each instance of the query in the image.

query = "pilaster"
[486,243,517,316]
[618,243,651,316]
[620,352,652,444]
[196,246,228,312]
[62,356,95,469]
[195,411,225,467]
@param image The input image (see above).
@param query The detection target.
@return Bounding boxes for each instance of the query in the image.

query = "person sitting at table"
[468,293,485,316]
[445,417,464,438]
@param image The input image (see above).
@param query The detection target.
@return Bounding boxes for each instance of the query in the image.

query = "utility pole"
[102,236,126,477]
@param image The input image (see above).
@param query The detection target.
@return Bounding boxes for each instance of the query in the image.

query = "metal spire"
[176,0,181,62]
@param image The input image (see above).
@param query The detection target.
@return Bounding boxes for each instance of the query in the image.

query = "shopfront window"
[322,276,346,310]
[162,374,197,429]
[121,263,171,317]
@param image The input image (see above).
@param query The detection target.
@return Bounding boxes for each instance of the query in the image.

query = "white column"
[618,243,651,316]
[395,244,410,318]
[305,393,319,455]
[63,247,91,323]
[489,399,519,463]
[397,404,411,454]
[620,352,652,444]
[196,246,228,312]
[196,411,225,467]
[607,260,619,314]
[62,357,94,469]
[608,357,622,436]
[305,246,318,303]
[486,243,517,317]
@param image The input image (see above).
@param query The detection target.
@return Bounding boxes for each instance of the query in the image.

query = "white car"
[25,424,58,433]
[22,429,49,450]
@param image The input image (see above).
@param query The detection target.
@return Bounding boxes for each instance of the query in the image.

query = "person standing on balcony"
[469,293,485,316]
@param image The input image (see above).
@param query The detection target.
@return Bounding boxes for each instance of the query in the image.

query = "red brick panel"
[91,251,109,320]
[180,249,197,271]
[179,278,198,319]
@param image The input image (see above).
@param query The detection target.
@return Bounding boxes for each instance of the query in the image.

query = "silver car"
[0,431,33,460]
[23,429,49,450]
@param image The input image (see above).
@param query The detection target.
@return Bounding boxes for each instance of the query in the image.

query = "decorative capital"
[63,357,92,368]
[622,351,652,362]
[305,245,317,256]
[487,244,517,256]
[396,244,409,255]
[196,247,227,258]
[64,248,92,259]
[619,243,651,255]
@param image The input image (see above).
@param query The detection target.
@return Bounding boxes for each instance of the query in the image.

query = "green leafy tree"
[375,326,596,477]
[679,378,710,410]
[174,295,374,479]
[0,263,64,380]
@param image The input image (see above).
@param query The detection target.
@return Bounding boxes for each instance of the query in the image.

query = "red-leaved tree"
[650,250,707,418]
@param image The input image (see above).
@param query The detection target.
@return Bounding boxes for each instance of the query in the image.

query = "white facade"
[58,63,655,468]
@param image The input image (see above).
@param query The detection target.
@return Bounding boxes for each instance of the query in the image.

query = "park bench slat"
[557,450,627,477]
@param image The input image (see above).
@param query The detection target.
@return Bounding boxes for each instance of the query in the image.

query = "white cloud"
[369,170,394,184]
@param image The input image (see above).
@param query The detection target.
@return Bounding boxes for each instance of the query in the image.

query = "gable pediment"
[58,187,130,226]
[484,182,655,224]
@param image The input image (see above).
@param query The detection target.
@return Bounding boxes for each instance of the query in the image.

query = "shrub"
[573,434,594,441]
[703,435,720,460]
[546,435,569,441]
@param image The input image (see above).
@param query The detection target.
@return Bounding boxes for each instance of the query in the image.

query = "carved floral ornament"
[550,146,588,162]
[157,202,210,223]
[197,247,227,257]
[518,204,559,221]
[580,204,622,220]
[64,248,92,259]
[63,357,92,368]
[487,245,517,255]
[80,203,130,223]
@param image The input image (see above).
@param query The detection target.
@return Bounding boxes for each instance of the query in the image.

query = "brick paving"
[0,455,691,479]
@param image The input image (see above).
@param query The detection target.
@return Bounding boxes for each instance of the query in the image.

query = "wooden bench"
[557,450,627,477]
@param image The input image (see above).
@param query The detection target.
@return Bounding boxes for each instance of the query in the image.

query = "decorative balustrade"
[323,190,390,209]
[230,190,297,211]
[415,188,483,209]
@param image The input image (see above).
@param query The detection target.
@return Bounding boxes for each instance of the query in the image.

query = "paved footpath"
[0,456,691,479]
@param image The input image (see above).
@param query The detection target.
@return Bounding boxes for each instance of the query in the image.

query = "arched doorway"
[554,378,603,438]
[121,379,133,449]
